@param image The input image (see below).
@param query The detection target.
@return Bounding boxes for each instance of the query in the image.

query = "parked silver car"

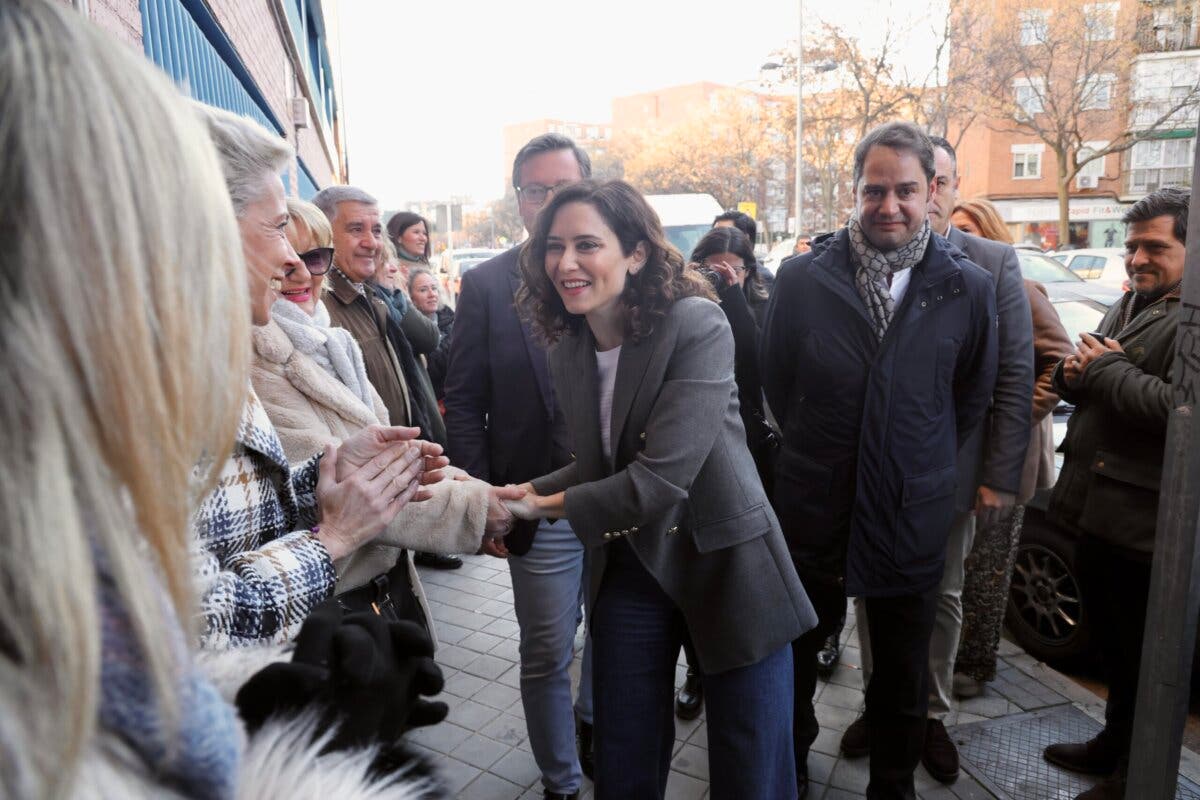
[1053,247,1129,292]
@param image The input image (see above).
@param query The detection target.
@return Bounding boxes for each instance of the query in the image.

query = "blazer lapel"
[561,328,605,478]
[608,334,655,471]
[508,264,555,417]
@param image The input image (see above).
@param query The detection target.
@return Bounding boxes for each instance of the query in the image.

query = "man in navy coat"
[443,133,593,800]
[846,136,1033,784]
[762,122,998,800]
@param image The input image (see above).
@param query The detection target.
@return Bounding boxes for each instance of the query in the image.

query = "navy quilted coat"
[761,229,998,597]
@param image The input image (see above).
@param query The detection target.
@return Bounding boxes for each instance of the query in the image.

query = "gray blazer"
[946,227,1035,510]
[531,297,816,674]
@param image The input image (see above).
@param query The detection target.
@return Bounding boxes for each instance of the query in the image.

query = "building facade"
[501,118,612,189]
[951,0,1200,250]
[63,0,345,198]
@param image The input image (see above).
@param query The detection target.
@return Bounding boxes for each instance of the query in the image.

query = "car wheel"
[1005,512,1093,665]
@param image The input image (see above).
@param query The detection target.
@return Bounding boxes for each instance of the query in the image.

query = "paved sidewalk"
[413,554,1199,799]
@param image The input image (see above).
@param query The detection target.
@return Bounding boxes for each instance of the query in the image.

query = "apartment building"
[952,0,1200,249]
[500,118,612,189]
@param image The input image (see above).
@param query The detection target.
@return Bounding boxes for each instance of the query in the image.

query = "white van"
[644,193,725,261]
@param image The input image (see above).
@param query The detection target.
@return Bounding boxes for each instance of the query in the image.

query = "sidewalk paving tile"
[479,712,527,746]
[451,733,512,771]
[462,653,515,681]
[489,748,541,788]
[414,553,1170,799]
[458,772,523,800]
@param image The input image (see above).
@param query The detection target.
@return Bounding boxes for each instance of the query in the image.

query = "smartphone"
[1086,331,1109,345]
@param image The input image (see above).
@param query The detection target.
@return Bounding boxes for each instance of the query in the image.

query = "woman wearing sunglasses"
[250,198,521,633]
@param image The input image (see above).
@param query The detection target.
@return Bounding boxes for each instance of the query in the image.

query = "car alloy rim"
[1009,543,1083,646]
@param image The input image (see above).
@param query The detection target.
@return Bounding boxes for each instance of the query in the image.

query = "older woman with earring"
[512,180,816,799]
[0,1,446,795]
[251,198,524,632]
[191,105,454,649]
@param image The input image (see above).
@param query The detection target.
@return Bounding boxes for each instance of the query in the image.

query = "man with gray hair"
[762,121,998,798]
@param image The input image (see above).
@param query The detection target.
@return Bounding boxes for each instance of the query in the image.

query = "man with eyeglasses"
[443,133,594,800]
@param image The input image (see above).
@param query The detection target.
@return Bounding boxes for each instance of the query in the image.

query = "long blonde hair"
[0,0,249,793]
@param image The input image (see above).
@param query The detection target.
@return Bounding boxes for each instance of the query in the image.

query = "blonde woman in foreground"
[0,1,440,797]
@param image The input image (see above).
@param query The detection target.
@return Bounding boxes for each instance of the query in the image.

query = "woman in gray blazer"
[509,180,816,800]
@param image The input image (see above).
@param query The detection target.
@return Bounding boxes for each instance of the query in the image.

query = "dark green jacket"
[1047,290,1178,553]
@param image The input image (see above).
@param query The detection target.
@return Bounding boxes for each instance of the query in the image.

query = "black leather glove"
[235,599,448,749]
[323,611,447,749]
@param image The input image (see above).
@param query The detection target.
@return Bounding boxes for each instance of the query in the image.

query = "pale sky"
[335,0,947,207]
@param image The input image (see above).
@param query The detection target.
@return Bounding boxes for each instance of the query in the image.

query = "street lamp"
[761,54,837,235]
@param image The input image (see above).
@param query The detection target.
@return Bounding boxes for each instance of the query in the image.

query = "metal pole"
[1124,104,1200,799]
[795,1,804,235]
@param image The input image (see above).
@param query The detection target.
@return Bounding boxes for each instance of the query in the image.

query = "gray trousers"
[855,511,976,721]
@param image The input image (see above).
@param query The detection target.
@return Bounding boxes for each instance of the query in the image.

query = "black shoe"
[413,552,462,570]
[840,715,869,758]
[674,667,703,720]
[816,632,841,679]
[543,792,579,800]
[576,715,594,781]
[1044,736,1120,775]
[1075,770,1126,800]
[922,719,959,783]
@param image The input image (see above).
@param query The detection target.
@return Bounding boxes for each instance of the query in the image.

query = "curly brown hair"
[516,180,715,345]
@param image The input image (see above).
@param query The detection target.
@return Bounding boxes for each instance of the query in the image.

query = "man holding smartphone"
[1043,187,1188,800]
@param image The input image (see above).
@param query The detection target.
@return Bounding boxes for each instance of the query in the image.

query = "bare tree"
[909,3,990,148]
[971,0,1200,243]
[616,91,794,239]
[761,20,921,230]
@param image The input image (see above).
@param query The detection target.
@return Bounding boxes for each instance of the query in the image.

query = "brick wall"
[954,120,1123,202]
[73,0,339,189]
[206,0,337,188]
[88,0,142,50]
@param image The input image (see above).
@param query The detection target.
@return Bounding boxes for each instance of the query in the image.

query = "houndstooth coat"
[192,389,336,649]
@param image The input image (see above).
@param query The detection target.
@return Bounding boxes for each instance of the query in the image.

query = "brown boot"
[922,719,959,783]
[839,715,869,757]
[1075,770,1125,800]
[1043,735,1120,775]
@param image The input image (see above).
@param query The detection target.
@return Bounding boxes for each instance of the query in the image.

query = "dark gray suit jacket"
[946,226,1034,509]
[531,297,816,674]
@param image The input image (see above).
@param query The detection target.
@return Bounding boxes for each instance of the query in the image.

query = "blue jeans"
[591,540,795,800]
[509,518,593,794]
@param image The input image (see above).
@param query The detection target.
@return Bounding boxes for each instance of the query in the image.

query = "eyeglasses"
[516,181,574,207]
[297,247,334,275]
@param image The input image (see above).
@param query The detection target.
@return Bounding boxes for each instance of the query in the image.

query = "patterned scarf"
[847,213,932,340]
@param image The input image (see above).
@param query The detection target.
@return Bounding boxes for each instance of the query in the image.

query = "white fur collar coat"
[251,319,490,637]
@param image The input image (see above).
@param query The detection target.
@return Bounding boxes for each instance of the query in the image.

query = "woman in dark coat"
[671,227,782,719]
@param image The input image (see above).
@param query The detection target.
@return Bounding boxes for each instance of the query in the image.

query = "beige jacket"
[251,317,489,635]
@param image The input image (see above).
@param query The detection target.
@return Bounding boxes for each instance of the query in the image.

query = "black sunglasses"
[297,247,334,275]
